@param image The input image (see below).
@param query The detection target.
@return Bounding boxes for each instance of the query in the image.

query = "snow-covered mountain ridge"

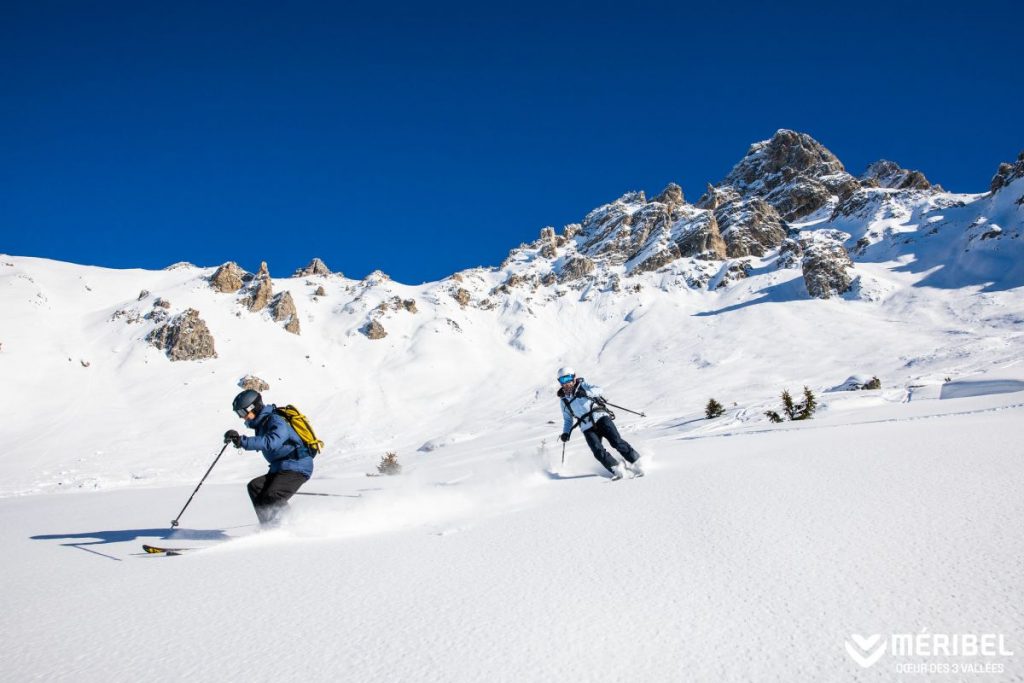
[1,130,1023,498]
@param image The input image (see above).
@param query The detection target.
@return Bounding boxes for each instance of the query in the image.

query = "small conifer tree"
[795,386,817,420]
[781,390,798,420]
[705,398,726,419]
[764,410,783,423]
[377,452,402,476]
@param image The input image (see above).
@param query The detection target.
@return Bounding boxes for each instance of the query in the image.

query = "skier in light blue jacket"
[557,366,643,480]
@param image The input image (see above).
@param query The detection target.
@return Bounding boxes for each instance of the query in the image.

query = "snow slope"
[2,140,1023,681]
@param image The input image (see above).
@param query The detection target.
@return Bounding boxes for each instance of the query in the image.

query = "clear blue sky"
[2,0,1021,282]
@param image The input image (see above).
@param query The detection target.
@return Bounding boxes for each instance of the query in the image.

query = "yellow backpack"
[275,404,325,455]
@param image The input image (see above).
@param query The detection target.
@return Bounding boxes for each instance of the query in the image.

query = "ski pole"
[171,443,229,528]
[561,419,582,465]
[601,400,646,417]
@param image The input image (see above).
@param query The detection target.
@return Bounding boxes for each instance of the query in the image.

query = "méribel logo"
[845,633,887,668]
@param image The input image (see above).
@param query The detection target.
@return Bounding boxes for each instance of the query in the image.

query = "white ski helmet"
[556,366,575,383]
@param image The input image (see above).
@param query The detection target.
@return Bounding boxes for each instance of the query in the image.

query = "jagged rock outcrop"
[403,299,418,313]
[576,186,693,264]
[800,231,854,299]
[147,308,217,361]
[671,210,728,260]
[210,262,248,293]
[776,238,803,269]
[714,197,788,257]
[271,291,301,335]
[239,375,270,392]
[560,256,596,281]
[862,160,932,191]
[362,320,387,340]
[244,262,273,312]
[720,129,858,221]
[452,287,471,307]
[566,187,727,277]
[990,152,1024,193]
[292,258,333,278]
[314,285,326,297]
[715,260,752,289]
[538,227,558,259]
[653,182,684,209]
[629,208,727,274]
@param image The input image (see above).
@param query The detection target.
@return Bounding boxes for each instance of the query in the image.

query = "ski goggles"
[235,406,253,417]
[558,374,575,385]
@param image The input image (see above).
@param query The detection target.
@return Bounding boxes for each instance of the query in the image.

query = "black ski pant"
[247,471,308,526]
[583,416,639,473]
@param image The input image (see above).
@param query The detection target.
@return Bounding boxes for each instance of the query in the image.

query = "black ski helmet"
[232,389,264,417]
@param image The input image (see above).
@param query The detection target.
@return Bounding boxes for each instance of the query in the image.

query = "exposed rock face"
[567,188,727,276]
[715,260,752,289]
[402,299,418,313]
[292,258,332,278]
[714,197,788,257]
[210,262,248,293]
[800,231,854,299]
[538,227,558,259]
[245,262,273,312]
[990,152,1024,193]
[362,320,387,340]
[720,129,857,221]
[695,184,740,211]
[239,375,270,392]
[560,256,596,281]
[776,238,804,269]
[653,182,684,209]
[575,187,693,264]
[671,210,727,260]
[144,297,171,324]
[147,308,217,361]
[314,285,326,297]
[862,160,932,190]
[271,291,301,335]
[452,288,471,307]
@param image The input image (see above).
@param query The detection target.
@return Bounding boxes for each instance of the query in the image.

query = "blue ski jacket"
[240,404,314,478]
[558,379,611,433]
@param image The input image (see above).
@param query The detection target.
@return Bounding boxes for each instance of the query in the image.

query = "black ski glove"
[560,432,570,443]
[224,430,242,447]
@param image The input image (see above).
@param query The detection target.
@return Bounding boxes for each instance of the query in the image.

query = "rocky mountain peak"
[292,258,333,278]
[653,183,685,208]
[861,160,932,191]
[990,151,1024,194]
[718,129,857,221]
[724,129,847,190]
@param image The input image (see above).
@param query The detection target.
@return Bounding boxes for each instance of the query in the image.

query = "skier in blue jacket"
[557,367,644,480]
[224,389,313,526]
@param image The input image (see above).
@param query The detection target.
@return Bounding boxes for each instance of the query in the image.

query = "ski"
[141,543,196,556]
